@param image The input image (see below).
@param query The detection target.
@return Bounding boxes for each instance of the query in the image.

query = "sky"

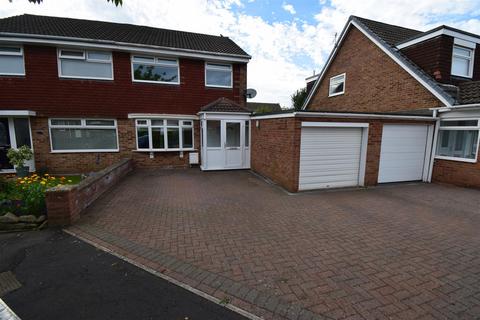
[1,0,480,107]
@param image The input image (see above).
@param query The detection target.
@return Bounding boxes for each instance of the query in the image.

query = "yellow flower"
[40,181,46,185]
[20,180,25,184]
[68,180,72,183]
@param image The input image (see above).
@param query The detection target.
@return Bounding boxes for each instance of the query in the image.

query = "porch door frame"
[0,116,35,173]
[199,112,251,171]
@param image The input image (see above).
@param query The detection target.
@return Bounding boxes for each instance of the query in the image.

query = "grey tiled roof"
[354,17,423,46]
[351,16,457,106]
[201,98,251,113]
[0,14,250,57]
[458,81,480,104]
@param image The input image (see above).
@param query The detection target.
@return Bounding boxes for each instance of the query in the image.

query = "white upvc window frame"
[57,48,114,80]
[0,45,25,76]
[131,55,180,85]
[48,118,119,153]
[205,62,233,88]
[328,73,346,97]
[451,45,474,78]
[435,118,480,163]
[135,118,194,152]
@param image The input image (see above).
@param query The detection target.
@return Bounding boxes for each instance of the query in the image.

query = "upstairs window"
[58,49,113,80]
[205,63,232,88]
[135,119,193,151]
[451,45,474,78]
[0,46,25,76]
[132,56,179,84]
[436,119,479,162]
[328,73,345,97]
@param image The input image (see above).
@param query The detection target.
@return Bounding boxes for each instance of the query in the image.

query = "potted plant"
[7,146,33,177]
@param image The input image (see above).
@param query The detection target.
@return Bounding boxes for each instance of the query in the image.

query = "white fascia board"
[250,113,296,120]
[302,20,453,110]
[128,113,199,120]
[397,28,480,49]
[0,110,36,116]
[0,33,251,63]
[350,20,452,108]
[434,104,480,113]
[302,122,369,128]
[301,22,352,110]
[252,111,435,121]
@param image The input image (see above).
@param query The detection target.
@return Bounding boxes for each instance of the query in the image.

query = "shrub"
[7,146,33,168]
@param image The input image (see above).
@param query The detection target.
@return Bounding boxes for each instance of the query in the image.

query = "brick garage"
[30,117,201,173]
[251,113,434,192]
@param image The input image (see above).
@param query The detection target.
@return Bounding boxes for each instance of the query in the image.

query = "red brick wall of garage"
[30,117,201,173]
[307,27,444,113]
[251,116,434,192]
[432,159,480,189]
[0,45,247,118]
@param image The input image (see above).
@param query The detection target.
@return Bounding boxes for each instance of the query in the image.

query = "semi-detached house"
[1,14,480,193]
[0,14,251,173]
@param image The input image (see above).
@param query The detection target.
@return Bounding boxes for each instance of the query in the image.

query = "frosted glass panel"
[61,59,112,79]
[207,121,221,147]
[51,128,117,150]
[0,55,24,74]
[226,122,240,147]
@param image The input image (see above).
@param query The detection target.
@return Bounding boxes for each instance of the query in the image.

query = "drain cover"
[0,271,21,297]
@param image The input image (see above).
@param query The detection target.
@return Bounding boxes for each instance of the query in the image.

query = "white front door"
[224,121,243,168]
[0,117,35,172]
[202,118,250,170]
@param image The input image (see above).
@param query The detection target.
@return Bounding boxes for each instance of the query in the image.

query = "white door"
[299,127,363,190]
[378,125,429,183]
[224,121,243,168]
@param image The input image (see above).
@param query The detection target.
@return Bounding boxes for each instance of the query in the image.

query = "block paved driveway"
[69,169,480,320]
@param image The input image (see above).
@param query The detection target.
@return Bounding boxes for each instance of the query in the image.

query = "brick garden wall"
[46,158,133,225]
[251,116,434,192]
[31,117,201,173]
[432,159,480,189]
[307,27,443,112]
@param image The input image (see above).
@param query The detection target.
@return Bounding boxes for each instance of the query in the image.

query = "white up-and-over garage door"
[299,123,368,190]
[378,124,432,183]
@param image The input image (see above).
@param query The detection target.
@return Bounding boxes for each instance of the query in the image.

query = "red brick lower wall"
[30,117,200,173]
[432,159,480,189]
[46,158,133,225]
[251,117,433,192]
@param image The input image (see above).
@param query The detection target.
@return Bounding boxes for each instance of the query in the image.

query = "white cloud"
[1,0,480,107]
[282,3,296,15]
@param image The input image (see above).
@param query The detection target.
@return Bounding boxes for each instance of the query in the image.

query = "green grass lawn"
[52,175,83,185]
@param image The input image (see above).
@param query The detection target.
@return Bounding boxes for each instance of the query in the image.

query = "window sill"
[59,76,114,81]
[435,155,477,163]
[328,92,344,97]
[134,148,196,152]
[132,79,180,85]
[0,73,25,77]
[205,85,233,89]
[50,149,119,153]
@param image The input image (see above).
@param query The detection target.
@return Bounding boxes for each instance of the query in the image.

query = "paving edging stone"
[66,224,327,320]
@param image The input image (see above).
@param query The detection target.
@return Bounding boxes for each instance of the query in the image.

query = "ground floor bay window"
[436,119,480,162]
[0,115,34,172]
[135,119,194,151]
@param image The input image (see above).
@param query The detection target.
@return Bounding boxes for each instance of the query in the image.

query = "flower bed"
[0,174,81,231]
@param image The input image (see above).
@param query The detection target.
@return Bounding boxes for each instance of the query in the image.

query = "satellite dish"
[245,88,257,99]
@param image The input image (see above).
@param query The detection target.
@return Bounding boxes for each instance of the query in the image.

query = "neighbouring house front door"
[0,118,13,170]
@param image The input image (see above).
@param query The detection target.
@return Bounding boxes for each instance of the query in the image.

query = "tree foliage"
[22,0,123,5]
[291,87,307,111]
